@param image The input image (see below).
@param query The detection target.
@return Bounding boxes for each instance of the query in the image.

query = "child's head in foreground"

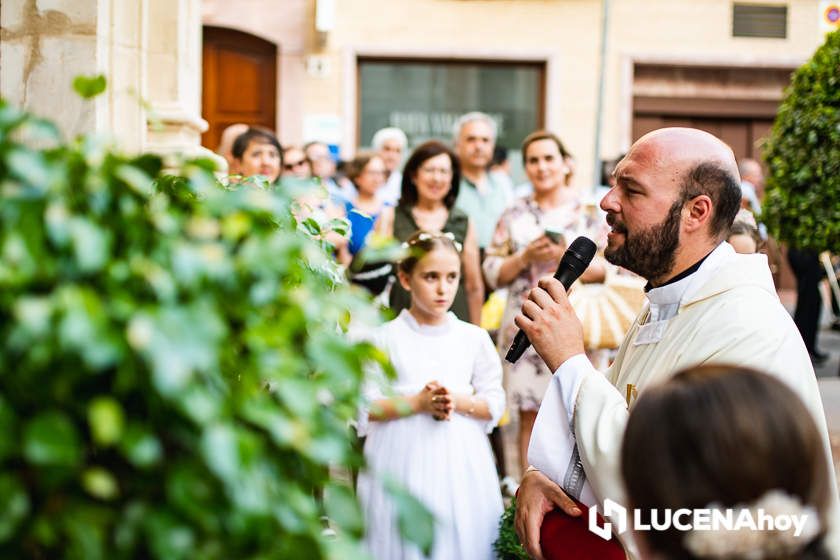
[622,364,830,560]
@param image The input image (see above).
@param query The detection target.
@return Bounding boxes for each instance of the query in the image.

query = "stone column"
[1,0,214,162]
[143,0,213,162]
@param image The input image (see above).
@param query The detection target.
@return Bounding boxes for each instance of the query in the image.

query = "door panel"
[632,112,774,162]
[202,26,277,151]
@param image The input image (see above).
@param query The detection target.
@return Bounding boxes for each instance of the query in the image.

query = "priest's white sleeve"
[527,353,599,506]
[527,353,631,509]
[572,365,632,510]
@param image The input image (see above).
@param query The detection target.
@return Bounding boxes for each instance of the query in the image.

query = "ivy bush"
[0,97,432,559]
[762,29,840,252]
[494,500,528,560]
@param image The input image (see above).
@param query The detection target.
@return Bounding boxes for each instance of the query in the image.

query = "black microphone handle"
[504,262,585,364]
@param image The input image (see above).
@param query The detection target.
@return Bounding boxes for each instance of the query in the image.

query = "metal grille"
[732,3,788,38]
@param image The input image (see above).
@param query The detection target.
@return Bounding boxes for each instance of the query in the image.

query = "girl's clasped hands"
[417,381,453,421]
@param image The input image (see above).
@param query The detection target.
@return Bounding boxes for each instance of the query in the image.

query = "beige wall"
[200,0,826,186]
[601,0,823,160]
[1,0,102,140]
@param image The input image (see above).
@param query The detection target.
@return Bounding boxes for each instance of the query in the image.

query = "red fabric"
[540,502,626,560]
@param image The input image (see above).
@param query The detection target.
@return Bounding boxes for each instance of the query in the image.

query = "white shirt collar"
[399,309,455,335]
[645,242,736,321]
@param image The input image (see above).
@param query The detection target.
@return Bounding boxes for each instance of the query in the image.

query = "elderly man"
[453,112,513,251]
[371,127,407,206]
[513,128,839,559]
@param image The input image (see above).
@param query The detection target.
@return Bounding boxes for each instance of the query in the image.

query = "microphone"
[505,236,597,364]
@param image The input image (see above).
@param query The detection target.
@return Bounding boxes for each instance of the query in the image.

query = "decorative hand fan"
[567,273,646,350]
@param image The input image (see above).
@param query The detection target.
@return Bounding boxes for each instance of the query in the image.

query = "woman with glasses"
[281,146,312,179]
[376,141,484,324]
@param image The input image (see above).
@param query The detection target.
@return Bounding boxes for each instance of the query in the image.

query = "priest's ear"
[682,194,713,235]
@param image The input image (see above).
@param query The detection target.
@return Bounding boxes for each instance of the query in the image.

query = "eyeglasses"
[284,159,307,170]
[418,166,453,177]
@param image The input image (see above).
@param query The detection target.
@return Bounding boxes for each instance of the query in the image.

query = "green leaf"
[23,411,81,467]
[145,512,195,560]
[276,378,318,419]
[6,147,51,188]
[87,397,124,446]
[20,117,60,143]
[201,424,239,482]
[383,476,435,556]
[82,467,119,500]
[115,164,153,196]
[73,74,107,99]
[62,505,110,560]
[0,474,30,542]
[69,217,111,272]
[13,296,52,338]
[130,304,226,397]
[324,483,364,537]
[119,425,162,468]
[301,217,322,236]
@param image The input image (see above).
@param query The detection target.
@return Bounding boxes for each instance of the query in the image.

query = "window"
[358,58,544,151]
[732,3,787,38]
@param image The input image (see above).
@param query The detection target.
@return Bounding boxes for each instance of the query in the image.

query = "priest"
[512,127,839,560]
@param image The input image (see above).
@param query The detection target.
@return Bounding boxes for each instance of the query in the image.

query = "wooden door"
[631,114,774,161]
[202,26,277,151]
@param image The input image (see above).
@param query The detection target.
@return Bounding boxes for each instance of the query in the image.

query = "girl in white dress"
[357,230,505,560]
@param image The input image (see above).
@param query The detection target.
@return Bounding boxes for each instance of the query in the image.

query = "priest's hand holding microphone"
[507,236,597,560]
[507,236,596,370]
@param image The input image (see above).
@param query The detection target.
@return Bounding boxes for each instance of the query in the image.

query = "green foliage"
[494,499,529,560]
[72,75,108,100]
[762,30,840,252]
[0,98,397,558]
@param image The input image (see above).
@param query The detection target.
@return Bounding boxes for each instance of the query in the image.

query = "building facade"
[3,0,836,184]
[201,0,833,186]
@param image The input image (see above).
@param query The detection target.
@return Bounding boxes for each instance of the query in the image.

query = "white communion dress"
[357,310,505,560]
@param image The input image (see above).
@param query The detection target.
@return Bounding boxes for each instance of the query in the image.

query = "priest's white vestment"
[528,242,840,557]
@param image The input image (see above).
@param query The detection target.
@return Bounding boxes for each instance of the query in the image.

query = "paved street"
[815,323,840,481]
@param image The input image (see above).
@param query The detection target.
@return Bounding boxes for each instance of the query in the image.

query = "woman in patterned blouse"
[482,130,606,473]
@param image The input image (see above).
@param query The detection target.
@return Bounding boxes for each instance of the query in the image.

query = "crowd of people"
[211,116,836,560]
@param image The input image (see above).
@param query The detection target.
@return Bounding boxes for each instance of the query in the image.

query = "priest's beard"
[605,199,682,282]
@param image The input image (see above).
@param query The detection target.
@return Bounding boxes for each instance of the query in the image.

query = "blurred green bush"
[762,29,840,252]
[0,97,398,559]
